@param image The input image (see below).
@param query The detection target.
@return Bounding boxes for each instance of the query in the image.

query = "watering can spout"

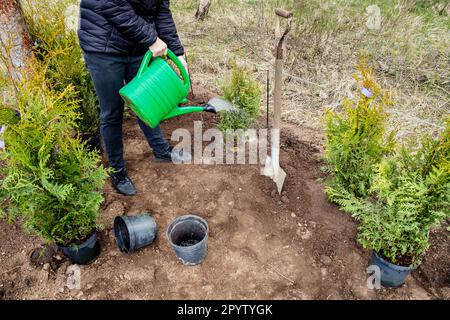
[161,106,206,121]
[161,98,232,121]
[161,103,219,121]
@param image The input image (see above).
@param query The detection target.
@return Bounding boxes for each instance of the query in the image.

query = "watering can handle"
[136,49,191,94]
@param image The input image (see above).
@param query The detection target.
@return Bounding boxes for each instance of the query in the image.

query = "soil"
[0,85,448,300]
[383,252,414,269]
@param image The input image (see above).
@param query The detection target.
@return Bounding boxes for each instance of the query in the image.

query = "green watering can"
[120,49,230,128]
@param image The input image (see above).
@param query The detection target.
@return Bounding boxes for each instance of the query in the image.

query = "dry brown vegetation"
[173,0,449,139]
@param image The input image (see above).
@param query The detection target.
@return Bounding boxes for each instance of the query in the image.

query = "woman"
[78,0,191,196]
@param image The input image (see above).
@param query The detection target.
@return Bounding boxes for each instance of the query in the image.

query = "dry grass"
[18,0,449,139]
[173,0,449,139]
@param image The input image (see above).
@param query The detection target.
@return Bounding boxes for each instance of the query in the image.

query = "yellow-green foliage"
[219,62,261,133]
[324,65,395,199]
[0,57,108,246]
[218,108,254,133]
[324,66,450,266]
[23,0,99,137]
[354,119,450,266]
[222,62,261,118]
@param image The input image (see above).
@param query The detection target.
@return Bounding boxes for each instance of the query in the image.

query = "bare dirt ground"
[0,86,448,300]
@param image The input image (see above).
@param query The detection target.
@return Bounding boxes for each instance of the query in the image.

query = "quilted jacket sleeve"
[154,0,184,56]
[101,0,158,46]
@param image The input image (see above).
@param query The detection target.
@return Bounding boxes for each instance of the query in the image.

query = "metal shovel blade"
[274,167,287,194]
[205,97,234,112]
[262,156,287,194]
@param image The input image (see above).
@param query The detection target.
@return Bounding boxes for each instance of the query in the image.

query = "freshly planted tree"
[219,62,261,133]
[222,62,262,118]
[218,108,254,132]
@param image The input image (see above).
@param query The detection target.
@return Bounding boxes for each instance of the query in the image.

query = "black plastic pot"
[114,214,157,253]
[59,232,101,265]
[167,215,209,266]
[371,252,416,288]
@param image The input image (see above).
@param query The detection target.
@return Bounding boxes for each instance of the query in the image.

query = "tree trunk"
[0,0,32,83]
[195,0,211,21]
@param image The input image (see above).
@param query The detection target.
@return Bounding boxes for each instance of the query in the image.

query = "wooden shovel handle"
[275,8,293,19]
[275,8,292,59]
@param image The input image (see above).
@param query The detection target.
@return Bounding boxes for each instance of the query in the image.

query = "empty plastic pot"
[114,214,157,253]
[167,215,209,266]
[60,232,101,265]
[371,252,416,288]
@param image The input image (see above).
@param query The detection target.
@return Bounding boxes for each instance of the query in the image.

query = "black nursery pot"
[167,215,209,266]
[59,232,101,265]
[371,252,416,288]
[114,214,157,253]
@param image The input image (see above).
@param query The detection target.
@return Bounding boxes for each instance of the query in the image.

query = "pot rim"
[372,252,418,271]
[114,216,132,252]
[166,214,209,249]
[113,214,157,252]
[58,231,97,250]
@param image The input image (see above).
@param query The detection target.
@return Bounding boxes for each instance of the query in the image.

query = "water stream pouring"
[119,50,232,128]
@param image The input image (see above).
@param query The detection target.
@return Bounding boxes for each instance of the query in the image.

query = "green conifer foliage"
[0,60,108,246]
[219,62,262,132]
[356,119,450,266]
[23,0,99,137]
[324,66,395,199]
[324,66,449,266]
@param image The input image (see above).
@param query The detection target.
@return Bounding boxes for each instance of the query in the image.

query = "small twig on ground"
[0,265,21,277]
[263,263,295,285]
[212,228,224,239]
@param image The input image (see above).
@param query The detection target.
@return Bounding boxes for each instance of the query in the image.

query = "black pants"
[84,52,171,171]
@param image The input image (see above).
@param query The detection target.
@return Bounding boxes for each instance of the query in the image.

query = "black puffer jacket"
[78,0,184,56]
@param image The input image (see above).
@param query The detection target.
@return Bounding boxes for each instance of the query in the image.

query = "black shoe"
[110,169,136,196]
[153,147,192,164]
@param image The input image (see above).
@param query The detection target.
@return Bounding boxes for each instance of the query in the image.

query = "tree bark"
[195,0,211,21]
[0,0,32,83]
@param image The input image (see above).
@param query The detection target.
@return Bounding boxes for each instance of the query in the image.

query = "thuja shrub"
[218,108,254,132]
[323,65,395,200]
[352,119,450,266]
[323,66,450,266]
[0,60,108,246]
[23,0,99,137]
[219,62,262,133]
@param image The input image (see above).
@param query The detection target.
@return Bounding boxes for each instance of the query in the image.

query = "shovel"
[262,8,293,194]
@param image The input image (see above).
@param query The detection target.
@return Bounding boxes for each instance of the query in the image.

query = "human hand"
[149,37,168,57]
